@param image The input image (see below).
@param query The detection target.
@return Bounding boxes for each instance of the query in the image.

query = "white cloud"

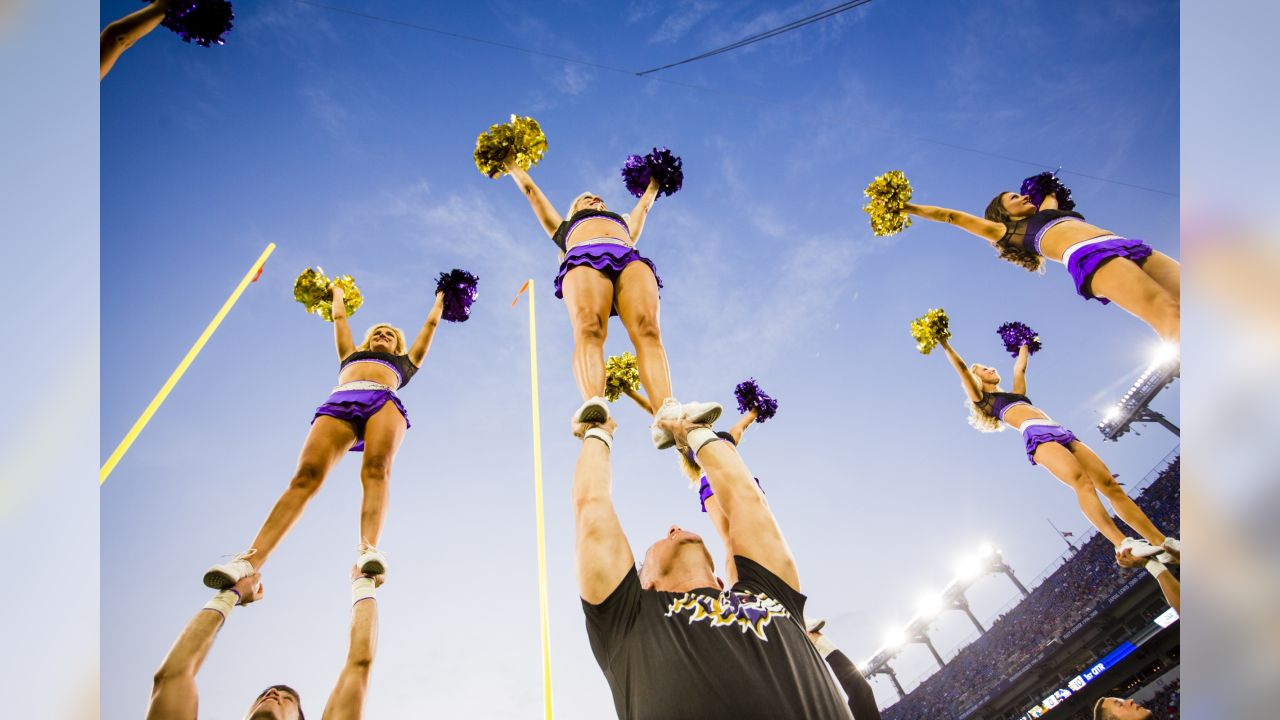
[649,0,720,44]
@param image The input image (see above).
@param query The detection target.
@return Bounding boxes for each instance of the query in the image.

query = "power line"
[287,0,1178,198]
[636,0,878,76]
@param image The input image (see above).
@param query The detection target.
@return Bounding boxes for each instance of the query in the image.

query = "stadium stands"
[881,458,1180,719]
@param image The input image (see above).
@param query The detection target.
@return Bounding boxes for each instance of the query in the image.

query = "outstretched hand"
[572,416,617,439]
[653,413,710,451]
[331,283,346,305]
[233,573,264,606]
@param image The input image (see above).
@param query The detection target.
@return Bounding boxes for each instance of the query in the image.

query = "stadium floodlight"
[917,593,943,620]
[976,542,997,559]
[1097,344,1180,441]
[1152,341,1179,366]
[955,556,981,582]
[884,628,907,650]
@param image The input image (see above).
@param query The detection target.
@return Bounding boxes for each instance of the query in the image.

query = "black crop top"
[1002,209,1086,256]
[977,391,1032,421]
[551,209,631,253]
[340,351,419,389]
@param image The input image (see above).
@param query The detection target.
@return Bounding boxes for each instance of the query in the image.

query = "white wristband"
[813,635,838,658]
[203,589,239,620]
[584,427,613,450]
[686,427,719,456]
[1145,559,1170,579]
[352,576,377,604]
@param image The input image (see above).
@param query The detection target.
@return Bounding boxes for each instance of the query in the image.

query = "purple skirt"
[1022,423,1078,465]
[698,476,763,512]
[553,242,663,317]
[313,387,409,452]
[1066,237,1153,304]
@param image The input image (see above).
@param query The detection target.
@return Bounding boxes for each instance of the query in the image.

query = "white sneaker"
[682,401,723,426]
[573,396,610,425]
[1158,537,1180,564]
[1118,537,1163,559]
[806,617,827,634]
[359,546,388,577]
[203,549,257,589]
[651,399,724,450]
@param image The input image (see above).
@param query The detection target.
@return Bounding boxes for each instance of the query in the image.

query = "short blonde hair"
[357,323,407,355]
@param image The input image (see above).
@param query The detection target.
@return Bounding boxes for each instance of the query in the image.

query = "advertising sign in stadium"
[1016,642,1137,719]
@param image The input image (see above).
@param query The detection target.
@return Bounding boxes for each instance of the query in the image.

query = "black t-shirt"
[583,555,853,720]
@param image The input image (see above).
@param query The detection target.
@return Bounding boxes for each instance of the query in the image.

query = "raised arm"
[321,567,383,720]
[146,574,262,720]
[673,419,799,591]
[572,418,637,604]
[1117,549,1180,614]
[331,284,356,360]
[505,162,562,237]
[903,202,1006,242]
[406,292,445,366]
[727,409,758,445]
[1011,344,1029,395]
[626,177,661,243]
[100,0,171,80]
[939,338,984,403]
[809,630,881,720]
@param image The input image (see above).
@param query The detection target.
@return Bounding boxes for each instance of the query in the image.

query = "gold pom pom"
[862,170,914,237]
[293,267,364,322]
[474,114,548,178]
[910,307,951,355]
[604,352,640,402]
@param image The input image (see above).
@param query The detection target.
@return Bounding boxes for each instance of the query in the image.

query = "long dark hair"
[984,193,1045,273]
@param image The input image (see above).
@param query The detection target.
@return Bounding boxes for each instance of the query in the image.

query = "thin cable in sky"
[635,0,878,76]
[288,0,1177,198]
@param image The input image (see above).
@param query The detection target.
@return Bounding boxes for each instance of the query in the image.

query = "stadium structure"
[867,450,1180,720]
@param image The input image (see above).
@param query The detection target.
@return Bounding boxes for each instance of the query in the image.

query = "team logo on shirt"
[665,590,791,640]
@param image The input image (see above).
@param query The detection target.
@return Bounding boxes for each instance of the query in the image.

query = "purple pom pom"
[620,147,683,198]
[621,154,652,198]
[1019,170,1075,211]
[435,269,479,323]
[150,0,235,47]
[734,378,778,423]
[996,321,1042,357]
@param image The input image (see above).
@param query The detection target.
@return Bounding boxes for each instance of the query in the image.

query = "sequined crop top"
[340,351,419,389]
[1002,209,1085,256]
[977,391,1032,422]
[551,209,631,253]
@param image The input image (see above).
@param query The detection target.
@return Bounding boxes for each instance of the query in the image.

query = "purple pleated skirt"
[1021,423,1078,465]
[312,383,409,452]
[698,476,764,512]
[553,242,663,317]
[1066,237,1153,304]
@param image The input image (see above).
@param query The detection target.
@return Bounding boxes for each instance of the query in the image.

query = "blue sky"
[100,1,1178,716]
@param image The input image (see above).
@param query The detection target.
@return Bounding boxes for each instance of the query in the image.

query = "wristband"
[812,635,838,658]
[1144,559,1170,579]
[352,576,377,604]
[583,427,613,450]
[203,589,240,620]
[686,427,720,456]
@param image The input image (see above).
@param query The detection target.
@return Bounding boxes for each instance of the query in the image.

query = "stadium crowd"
[880,459,1181,719]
